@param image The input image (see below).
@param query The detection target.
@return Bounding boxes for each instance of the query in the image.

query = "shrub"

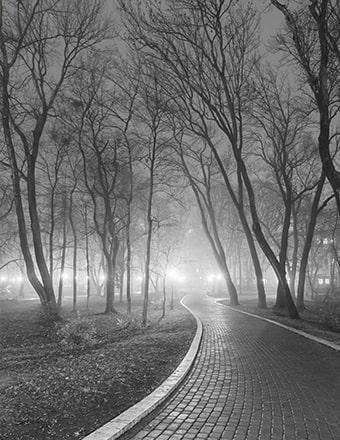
[318,299,340,333]
[57,313,97,348]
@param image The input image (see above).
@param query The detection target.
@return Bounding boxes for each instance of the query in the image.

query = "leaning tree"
[118,0,300,317]
[0,0,112,319]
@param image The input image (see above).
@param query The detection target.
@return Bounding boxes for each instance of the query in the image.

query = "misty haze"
[1,1,340,439]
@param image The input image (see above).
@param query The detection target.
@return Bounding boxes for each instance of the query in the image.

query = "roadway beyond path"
[121,293,340,440]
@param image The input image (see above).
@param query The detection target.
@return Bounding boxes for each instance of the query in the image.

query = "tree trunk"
[297,173,325,310]
[105,268,116,314]
[230,203,267,308]
[274,197,292,311]
[104,237,119,314]
[119,269,124,303]
[85,205,91,310]
[222,262,239,305]
[126,220,132,314]
[142,220,152,326]
[235,150,299,319]
[237,246,243,295]
[275,284,286,310]
[289,205,300,299]
[253,221,299,319]
[49,188,55,287]
[58,194,67,307]
[181,151,239,306]
[68,188,78,312]
[242,219,267,309]
[142,129,157,327]
[1,76,59,319]
[161,276,166,319]
[204,139,267,308]
[72,237,77,312]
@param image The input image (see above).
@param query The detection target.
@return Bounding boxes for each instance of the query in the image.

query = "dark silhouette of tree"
[118,0,304,315]
[0,0,111,319]
[174,131,239,305]
[271,0,340,215]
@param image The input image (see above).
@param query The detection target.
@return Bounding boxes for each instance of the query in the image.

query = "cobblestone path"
[121,294,340,440]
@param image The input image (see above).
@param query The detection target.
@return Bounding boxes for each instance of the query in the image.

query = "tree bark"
[142,192,153,326]
[297,172,326,310]
[68,187,78,312]
[104,236,119,314]
[58,194,68,307]
[0,54,59,319]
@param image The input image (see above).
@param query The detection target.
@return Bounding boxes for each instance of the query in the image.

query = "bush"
[318,300,340,333]
[57,313,97,348]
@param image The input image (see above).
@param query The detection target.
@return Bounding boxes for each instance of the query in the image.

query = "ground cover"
[0,297,196,440]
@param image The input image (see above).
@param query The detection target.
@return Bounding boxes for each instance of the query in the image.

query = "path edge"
[217,300,340,352]
[82,296,203,440]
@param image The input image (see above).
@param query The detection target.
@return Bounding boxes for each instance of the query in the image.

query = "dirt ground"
[0,296,197,440]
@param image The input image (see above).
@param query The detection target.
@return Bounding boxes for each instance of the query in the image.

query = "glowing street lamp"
[207,272,224,295]
[167,268,179,279]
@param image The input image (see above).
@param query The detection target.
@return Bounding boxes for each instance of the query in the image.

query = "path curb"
[82,296,203,440]
[217,300,340,352]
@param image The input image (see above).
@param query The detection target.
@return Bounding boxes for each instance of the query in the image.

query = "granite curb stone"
[218,301,340,352]
[82,296,203,440]
[119,294,340,440]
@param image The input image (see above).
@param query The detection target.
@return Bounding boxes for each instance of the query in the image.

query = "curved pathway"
[121,293,340,440]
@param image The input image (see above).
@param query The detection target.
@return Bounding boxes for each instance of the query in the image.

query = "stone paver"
[120,294,340,440]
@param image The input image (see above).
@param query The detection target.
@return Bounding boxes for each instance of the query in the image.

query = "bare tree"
[63,51,138,314]
[135,72,175,325]
[251,66,323,309]
[40,134,67,288]
[174,131,239,304]
[0,0,111,319]
[271,0,340,215]
[118,1,304,314]
[104,58,141,314]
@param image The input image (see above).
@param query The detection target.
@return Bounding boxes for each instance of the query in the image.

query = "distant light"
[61,272,68,280]
[0,275,7,282]
[99,273,106,282]
[208,273,223,282]
[167,268,179,278]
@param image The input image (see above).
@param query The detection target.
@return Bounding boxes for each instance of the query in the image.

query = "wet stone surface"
[121,294,340,440]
